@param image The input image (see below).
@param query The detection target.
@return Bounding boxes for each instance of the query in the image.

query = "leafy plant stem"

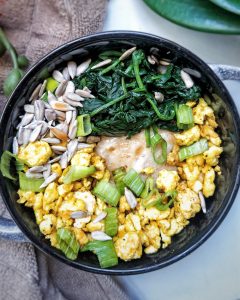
[0,27,18,69]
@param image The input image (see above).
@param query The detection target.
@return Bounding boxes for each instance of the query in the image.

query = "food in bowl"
[0,46,223,268]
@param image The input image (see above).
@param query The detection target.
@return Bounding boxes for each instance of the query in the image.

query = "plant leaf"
[209,0,240,15]
[143,0,240,34]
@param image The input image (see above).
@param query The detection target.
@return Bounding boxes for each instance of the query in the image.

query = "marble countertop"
[103,1,240,299]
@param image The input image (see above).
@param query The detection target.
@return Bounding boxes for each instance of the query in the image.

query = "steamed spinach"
[73,49,201,137]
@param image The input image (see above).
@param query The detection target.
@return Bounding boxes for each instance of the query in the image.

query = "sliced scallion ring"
[63,165,96,184]
[150,126,167,165]
[93,180,121,207]
[178,138,208,161]
[123,168,145,196]
[77,114,92,136]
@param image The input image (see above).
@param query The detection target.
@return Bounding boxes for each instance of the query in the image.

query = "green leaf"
[144,0,240,34]
[19,172,44,192]
[3,68,23,96]
[209,0,240,15]
[0,40,6,57]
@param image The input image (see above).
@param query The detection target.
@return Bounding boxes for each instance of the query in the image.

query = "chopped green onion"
[77,114,92,136]
[104,207,118,237]
[145,128,151,148]
[155,190,177,211]
[0,151,24,180]
[81,240,118,268]
[123,168,145,196]
[93,180,121,207]
[140,176,154,199]
[57,228,80,260]
[175,104,194,130]
[40,92,48,102]
[46,77,58,92]
[63,165,96,184]
[142,189,161,208]
[19,172,44,192]
[113,167,126,195]
[179,138,208,161]
[150,126,167,165]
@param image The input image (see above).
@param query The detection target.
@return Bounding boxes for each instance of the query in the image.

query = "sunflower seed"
[71,110,77,123]
[68,120,77,139]
[64,81,75,95]
[66,92,83,102]
[40,172,58,188]
[65,111,72,125]
[51,146,67,152]
[77,143,91,149]
[147,55,156,65]
[180,70,194,89]
[119,46,136,61]
[154,92,164,102]
[48,91,57,103]
[86,136,101,144]
[49,156,61,164]
[56,122,68,134]
[28,165,48,173]
[182,68,201,78]
[45,109,56,122]
[92,212,107,224]
[42,137,61,144]
[60,151,68,169]
[52,70,64,82]
[54,110,66,120]
[29,84,42,102]
[68,61,77,79]
[18,113,34,127]
[29,125,42,142]
[22,128,32,145]
[43,164,51,179]
[124,187,137,209]
[24,104,35,114]
[63,67,70,81]
[39,80,47,97]
[159,59,171,66]
[67,139,78,161]
[76,58,91,76]
[50,100,75,111]
[63,96,83,107]
[91,231,112,241]
[75,89,95,98]
[91,59,112,70]
[17,127,24,145]
[26,171,44,179]
[24,120,42,129]
[71,211,89,219]
[55,80,68,97]
[50,127,68,141]
[199,192,207,214]
[40,122,49,136]
[12,137,19,155]
[34,100,45,120]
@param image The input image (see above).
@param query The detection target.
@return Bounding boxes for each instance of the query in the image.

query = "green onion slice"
[104,207,118,237]
[150,126,167,165]
[19,172,44,192]
[0,151,24,180]
[57,228,80,260]
[175,104,194,130]
[145,128,151,148]
[93,180,121,207]
[123,168,145,196]
[140,176,154,199]
[77,114,92,136]
[46,77,58,92]
[63,165,96,184]
[81,240,118,268]
[155,190,177,211]
[178,138,208,161]
[113,167,126,195]
[142,188,161,208]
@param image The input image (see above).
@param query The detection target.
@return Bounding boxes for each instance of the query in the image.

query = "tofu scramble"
[1,47,223,268]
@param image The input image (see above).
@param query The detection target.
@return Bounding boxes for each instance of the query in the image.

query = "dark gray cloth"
[0,1,129,299]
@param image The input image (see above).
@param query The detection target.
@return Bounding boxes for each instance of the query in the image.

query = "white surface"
[103,1,240,300]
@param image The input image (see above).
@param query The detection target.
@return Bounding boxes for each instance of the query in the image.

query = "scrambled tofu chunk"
[174,125,201,146]
[39,214,56,235]
[203,167,215,197]
[156,170,180,192]
[203,145,223,166]
[200,125,221,146]
[193,98,215,125]
[115,232,142,261]
[18,141,52,167]
[74,191,96,214]
[17,190,35,207]
[71,151,91,166]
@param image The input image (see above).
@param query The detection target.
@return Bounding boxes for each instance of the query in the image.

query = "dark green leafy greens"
[74,49,201,137]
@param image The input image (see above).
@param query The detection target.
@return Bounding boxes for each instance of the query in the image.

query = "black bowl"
[0,31,239,275]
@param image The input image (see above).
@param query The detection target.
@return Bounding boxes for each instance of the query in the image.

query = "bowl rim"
[1,30,240,275]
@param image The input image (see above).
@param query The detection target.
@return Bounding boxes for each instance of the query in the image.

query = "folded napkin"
[0,1,129,299]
